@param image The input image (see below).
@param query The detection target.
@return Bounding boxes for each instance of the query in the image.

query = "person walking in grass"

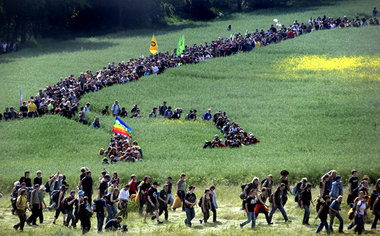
[137,176,151,216]
[93,195,107,232]
[372,194,380,229]
[184,186,197,227]
[111,100,120,116]
[279,170,290,206]
[347,170,359,205]
[209,185,218,222]
[176,173,187,211]
[78,196,92,234]
[64,190,77,228]
[240,189,257,228]
[117,184,130,219]
[166,177,174,207]
[268,183,289,224]
[329,175,343,200]
[254,188,272,224]
[354,195,369,235]
[199,188,212,224]
[144,182,163,224]
[315,195,331,234]
[300,183,313,225]
[152,183,169,221]
[52,185,67,225]
[13,189,28,231]
[329,195,344,233]
[26,184,41,226]
[106,188,119,223]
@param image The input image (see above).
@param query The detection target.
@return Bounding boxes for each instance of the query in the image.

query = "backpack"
[291,183,300,196]
[241,183,247,192]
[93,199,104,212]
[198,196,203,207]
[105,193,112,205]
[45,181,51,193]
[62,197,70,210]
[51,190,60,204]
[269,193,274,203]
[316,199,323,213]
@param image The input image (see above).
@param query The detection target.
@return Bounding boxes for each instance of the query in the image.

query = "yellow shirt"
[17,195,27,210]
[27,103,37,112]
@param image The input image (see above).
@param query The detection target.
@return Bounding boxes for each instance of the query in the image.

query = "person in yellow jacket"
[27,99,37,118]
[13,189,28,231]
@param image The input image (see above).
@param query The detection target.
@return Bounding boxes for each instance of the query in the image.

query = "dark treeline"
[0,0,319,42]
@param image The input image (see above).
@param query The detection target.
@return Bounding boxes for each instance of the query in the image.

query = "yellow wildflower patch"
[275,55,380,80]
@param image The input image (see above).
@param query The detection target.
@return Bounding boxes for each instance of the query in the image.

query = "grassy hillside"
[0,0,379,235]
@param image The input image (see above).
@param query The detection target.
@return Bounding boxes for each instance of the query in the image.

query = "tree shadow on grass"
[0,40,118,64]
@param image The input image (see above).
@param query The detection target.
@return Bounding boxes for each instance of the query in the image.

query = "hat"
[39,185,46,191]
[336,175,341,179]
[78,190,84,195]
[153,107,158,110]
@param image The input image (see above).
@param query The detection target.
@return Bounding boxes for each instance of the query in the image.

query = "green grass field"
[0,0,380,234]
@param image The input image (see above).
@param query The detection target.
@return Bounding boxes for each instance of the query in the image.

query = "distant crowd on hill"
[8,169,380,234]
[1,40,19,54]
[97,102,259,165]
[1,10,379,123]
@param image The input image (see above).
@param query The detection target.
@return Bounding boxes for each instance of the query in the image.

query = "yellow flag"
[150,34,158,55]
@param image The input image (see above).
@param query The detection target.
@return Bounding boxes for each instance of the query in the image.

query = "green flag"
[176,35,185,56]
[176,36,182,56]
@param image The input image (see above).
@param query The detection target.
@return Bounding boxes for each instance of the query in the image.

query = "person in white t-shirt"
[118,185,130,219]
[354,195,368,235]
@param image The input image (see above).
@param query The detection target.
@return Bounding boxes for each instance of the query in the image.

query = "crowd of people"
[1,11,379,124]
[1,40,19,54]
[10,169,380,234]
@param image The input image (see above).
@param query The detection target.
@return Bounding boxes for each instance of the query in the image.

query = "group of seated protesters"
[100,135,143,164]
[204,110,259,148]
[2,12,379,123]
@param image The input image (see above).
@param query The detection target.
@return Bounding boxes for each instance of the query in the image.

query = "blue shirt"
[203,113,212,121]
[329,199,341,211]
[329,181,343,198]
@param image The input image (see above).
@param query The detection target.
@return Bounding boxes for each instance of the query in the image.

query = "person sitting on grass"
[92,117,100,129]
[203,109,212,121]
[105,216,123,231]
[164,106,173,119]
[149,107,158,118]
[119,107,128,118]
[171,107,183,120]
[101,106,110,115]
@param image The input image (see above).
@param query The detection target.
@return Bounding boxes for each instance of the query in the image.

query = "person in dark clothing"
[80,171,93,204]
[300,183,313,225]
[105,216,123,231]
[33,171,42,186]
[347,170,359,205]
[19,171,32,188]
[53,185,67,225]
[315,195,331,234]
[268,183,289,223]
[94,195,107,232]
[166,177,174,206]
[62,190,77,228]
[372,195,380,229]
[144,182,163,224]
[137,176,151,215]
[159,101,167,116]
[78,196,92,234]
[98,175,110,198]
[199,188,212,224]
[240,189,257,228]
[152,183,169,221]
[279,170,290,206]
[254,188,272,224]
[184,186,196,227]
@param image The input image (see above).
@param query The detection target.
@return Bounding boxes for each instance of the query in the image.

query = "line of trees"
[0,0,314,42]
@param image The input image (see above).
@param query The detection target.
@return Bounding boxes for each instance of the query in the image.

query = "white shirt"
[119,189,130,200]
[357,200,366,215]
